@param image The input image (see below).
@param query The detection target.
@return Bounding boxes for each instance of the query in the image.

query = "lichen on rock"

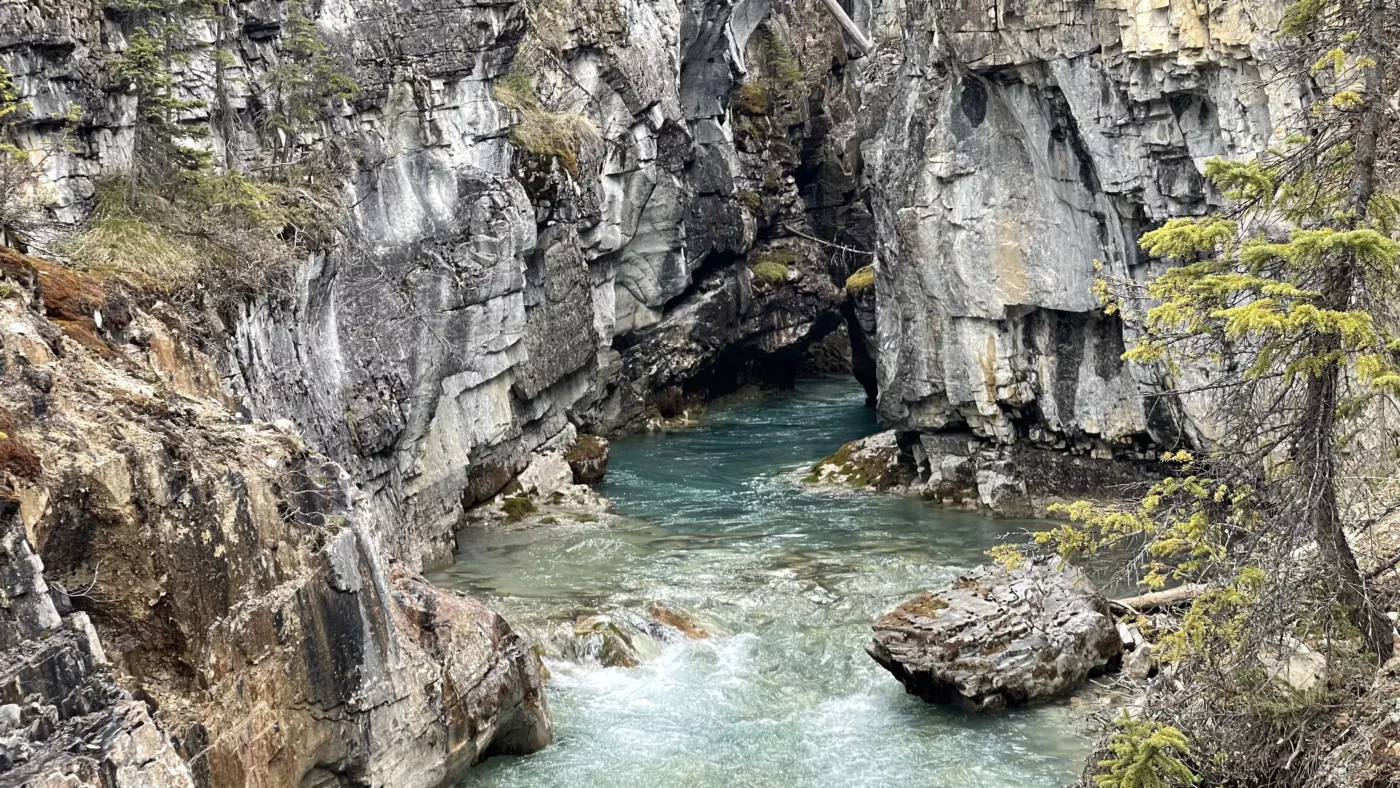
[867,560,1123,712]
[805,431,915,490]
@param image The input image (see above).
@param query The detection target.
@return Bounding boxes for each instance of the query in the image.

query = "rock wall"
[2,0,868,568]
[0,0,865,783]
[0,248,551,786]
[853,0,1297,470]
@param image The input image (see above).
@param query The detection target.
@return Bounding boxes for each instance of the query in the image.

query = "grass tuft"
[495,71,599,176]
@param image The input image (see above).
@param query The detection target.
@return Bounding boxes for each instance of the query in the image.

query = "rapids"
[434,378,1093,787]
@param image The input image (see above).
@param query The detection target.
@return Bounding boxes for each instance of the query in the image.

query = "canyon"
[0,0,1297,785]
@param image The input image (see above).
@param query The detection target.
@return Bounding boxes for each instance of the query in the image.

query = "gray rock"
[855,0,1293,455]
[867,560,1123,711]
[566,435,611,485]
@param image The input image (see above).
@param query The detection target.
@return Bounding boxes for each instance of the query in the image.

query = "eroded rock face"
[0,502,195,787]
[5,0,867,572]
[867,560,1122,712]
[0,250,550,787]
[855,0,1294,454]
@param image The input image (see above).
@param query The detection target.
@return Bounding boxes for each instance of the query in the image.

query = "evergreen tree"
[993,0,1400,782]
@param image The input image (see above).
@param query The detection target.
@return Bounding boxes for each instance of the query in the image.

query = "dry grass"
[64,171,342,315]
[495,72,599,176]
[734,82,770,116]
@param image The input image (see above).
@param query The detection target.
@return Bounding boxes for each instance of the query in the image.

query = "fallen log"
[1110,584,1206,613]
[817,0,874,56]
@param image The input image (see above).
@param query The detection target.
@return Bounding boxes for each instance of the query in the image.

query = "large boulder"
[866,560,1122,712]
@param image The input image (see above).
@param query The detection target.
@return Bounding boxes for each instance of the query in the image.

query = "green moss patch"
[501,495,538,521]
[845,264,875,294]
[751,250,795,287]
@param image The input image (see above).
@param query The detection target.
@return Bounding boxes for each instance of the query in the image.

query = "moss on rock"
[845,264,875,294]
[751,250,795,287]
[805,432,913,490]
[501,495,537,521]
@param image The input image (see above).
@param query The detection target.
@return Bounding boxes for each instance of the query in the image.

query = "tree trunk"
[1111,584,1206,613]
[1295,351,1394,661]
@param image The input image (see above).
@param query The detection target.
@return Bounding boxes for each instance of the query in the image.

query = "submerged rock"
[867,560,1122,712]
[646,603,710,640]
[568,615,661,668]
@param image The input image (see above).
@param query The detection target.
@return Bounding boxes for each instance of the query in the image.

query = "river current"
[433,377,1092,787]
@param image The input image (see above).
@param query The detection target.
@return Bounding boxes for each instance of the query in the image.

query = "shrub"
[1093,713,1196,788]
[734,82,769,116]
[0,66,40,244]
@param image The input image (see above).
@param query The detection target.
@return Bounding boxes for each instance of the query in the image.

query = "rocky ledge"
[867,560,1122,712]
[0,247,551,786]
[808,429,1166,517]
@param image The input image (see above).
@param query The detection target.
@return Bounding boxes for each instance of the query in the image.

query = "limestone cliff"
[3,0,866,572]
[849,0,1297,504]
[0,0,863,782]
[0,248,551,786]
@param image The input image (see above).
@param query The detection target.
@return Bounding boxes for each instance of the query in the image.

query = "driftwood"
[1110,584,1207,613]
[816,0,874,56]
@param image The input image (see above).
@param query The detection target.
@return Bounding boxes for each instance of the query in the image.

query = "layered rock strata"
[1,0,870,780]
[0,248,551,786]
[867,560,1123,712]
[849,0,1297,487]
[3,0,868,573]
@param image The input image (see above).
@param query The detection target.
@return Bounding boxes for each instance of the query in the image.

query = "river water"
[434,377,1093,787]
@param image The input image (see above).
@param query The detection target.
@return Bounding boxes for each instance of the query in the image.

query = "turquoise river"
[432,377,1094,787]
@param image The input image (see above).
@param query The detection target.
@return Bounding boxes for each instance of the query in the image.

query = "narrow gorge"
[1,0,1397,785]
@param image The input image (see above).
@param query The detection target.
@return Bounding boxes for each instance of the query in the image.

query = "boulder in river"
[866,559,1122,711]
[646,603,710,639]
[567,435,610,485]
[805,431,915,490]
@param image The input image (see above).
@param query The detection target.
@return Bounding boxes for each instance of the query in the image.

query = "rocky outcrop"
[909,431,1167,517]
[3,0,869,574]
[0,502,195,787]
[0,248,550,786]
[867,560,1122,712]
[804,430,914,491]
[853,0,1296,459]
[566,435,610,485]
[806,428,1164,515]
